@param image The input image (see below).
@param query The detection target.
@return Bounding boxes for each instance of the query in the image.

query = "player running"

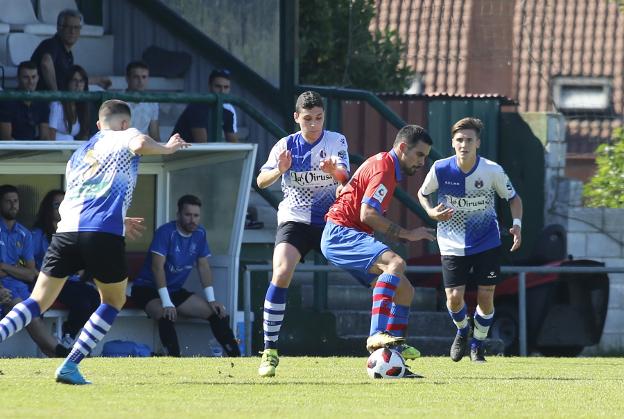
[418,117,522,363]
[0,100,189,384]
[257,91,349,377]
[321,125,435,371]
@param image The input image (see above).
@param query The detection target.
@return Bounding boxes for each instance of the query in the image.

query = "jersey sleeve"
[150,226,171,257]
[361,168,393,213]
[332,135,350,171]
[419,164,439,196]
[199,233,211,258]
[260,137,287,171]
[493,166,517,200]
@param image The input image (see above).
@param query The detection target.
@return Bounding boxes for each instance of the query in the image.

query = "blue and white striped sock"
[0,298,40,342]
[448,303,469,337]
[66,304,119,364]
[471,305,494,348]
[263,283,287,350]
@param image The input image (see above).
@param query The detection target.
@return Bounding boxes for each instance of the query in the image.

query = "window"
[552,77,612,113]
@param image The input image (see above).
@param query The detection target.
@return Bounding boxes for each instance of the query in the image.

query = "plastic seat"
[0,0,56,34]
[37,0,104,37]
[0,22,9,34]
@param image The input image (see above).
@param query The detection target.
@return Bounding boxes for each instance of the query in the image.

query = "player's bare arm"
[508,195,523,252]
[257,149,292,189]
[130,133,190,156]
[197,257,226,318]
[417,191,454,221]
[0,260,38,283]
[360,203,435,242]
[151,253,177,321]
[320,157,349,184]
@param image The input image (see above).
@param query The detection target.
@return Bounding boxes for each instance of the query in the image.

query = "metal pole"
[518,272,527,356]
[244,269,251,357]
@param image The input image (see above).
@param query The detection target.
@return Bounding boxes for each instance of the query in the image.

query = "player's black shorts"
[441,246,501,288]
[275,221,323,260]
[130,285,194,310]
[41,232,128,284]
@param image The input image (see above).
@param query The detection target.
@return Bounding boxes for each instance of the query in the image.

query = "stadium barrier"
[242,264,624,357]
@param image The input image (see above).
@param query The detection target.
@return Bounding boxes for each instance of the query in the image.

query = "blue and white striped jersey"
[419,156,516,256]
[261,130,349,226]
[57,128,141,236]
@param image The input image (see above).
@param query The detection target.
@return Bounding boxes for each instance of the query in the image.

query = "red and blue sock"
[369,273,400,336]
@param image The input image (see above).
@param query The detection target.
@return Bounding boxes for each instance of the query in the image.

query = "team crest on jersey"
[373,184,388,202]
[319,149,326,159]
[474,178,484,189]
[338,150,347,159]
[15,240,22,249]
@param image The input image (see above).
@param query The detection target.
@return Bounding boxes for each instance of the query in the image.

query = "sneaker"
[258,348,279,377]
[366,332,405,353]
[450,328,470,362]
[403,368,425,379]
[395,343,421,360]
[470,344,487,363]
[55,361,91,385]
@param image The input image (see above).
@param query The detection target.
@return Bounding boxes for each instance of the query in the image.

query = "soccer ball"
[366,348,406,379]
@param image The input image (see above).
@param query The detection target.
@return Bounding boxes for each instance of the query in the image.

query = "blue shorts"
[2,278,31,302]
[321,220,389,287]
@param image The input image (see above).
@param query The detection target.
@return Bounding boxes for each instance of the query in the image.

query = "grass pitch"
[0,356,622,418]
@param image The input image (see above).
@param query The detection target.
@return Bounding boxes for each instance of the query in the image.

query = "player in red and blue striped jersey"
[321,125,435,368]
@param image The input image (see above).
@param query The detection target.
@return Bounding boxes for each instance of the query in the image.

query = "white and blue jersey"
[57,128,141,236]
[260,130,349,226]
[133,221,211,292]
[419,156,516,256]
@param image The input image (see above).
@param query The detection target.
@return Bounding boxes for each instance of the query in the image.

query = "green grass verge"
[1,356,622,418]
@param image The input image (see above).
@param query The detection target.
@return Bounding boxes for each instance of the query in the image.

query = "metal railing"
[242,264,624,357]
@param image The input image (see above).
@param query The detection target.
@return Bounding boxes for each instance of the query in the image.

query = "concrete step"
[339,335,505,357]
[301,284,437,311]
[334,310,455,337]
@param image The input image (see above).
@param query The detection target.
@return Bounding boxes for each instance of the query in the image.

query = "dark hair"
[99,99,131,119]
[126,61,149,77]
[451,117,483,138]
[62,65,90,139]
[295,91,324,113]
[17,61,37,75]
[393,125,433,147]
[57,9,83,27]
[33,189,65,241]
[177,194,202,212]
[0,184,18,201]
[209,69,231,84]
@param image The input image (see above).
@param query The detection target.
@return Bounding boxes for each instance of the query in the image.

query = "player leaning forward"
[417,117,522,363]
[321,125,436,372]
[0,100,189,384]
[256,91,349,377]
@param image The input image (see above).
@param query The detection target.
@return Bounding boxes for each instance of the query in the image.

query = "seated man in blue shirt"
[0,184,69,357]
[131,194,240,357]
[0,61,50,140]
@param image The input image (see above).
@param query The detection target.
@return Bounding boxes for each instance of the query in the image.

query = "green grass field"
[1,356,622,418]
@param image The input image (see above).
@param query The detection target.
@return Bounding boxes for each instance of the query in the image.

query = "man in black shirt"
[172,69,238,143]
[0,61,50,140]
[31,9,110,91]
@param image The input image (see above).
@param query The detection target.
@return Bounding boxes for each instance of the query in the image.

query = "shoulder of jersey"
[479,157,504,171]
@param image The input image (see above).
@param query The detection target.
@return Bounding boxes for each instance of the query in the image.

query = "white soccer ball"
[366,348,406,379]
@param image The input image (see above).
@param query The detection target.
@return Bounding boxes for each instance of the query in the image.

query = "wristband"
[204,286,216,302]
[512,218,522,228]
[158,287,174,307]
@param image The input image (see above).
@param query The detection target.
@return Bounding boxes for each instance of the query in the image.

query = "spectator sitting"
[0,185,69,358]
[31,9,110,91]
[172,69,238,143]
[48,65,90,141]
[131,194,240,357]
[0,61,50,141]
[125,61,160,141]
[31,189,100,344]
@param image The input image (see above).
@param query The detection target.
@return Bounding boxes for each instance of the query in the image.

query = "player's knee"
[385,255,406,275]
[446,293,464,310]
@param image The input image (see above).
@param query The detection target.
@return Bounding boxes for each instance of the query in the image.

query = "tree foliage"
[298,0,414,92]
[583,127,624,207]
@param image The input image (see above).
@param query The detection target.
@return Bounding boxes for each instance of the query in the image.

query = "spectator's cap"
[209,68,231,83]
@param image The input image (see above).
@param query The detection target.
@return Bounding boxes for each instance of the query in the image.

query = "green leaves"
[583,127,624,207]
[299,0,414,92]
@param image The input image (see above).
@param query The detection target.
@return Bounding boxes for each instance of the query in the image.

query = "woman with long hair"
[48,65,90,141]
[32,189,100,342]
